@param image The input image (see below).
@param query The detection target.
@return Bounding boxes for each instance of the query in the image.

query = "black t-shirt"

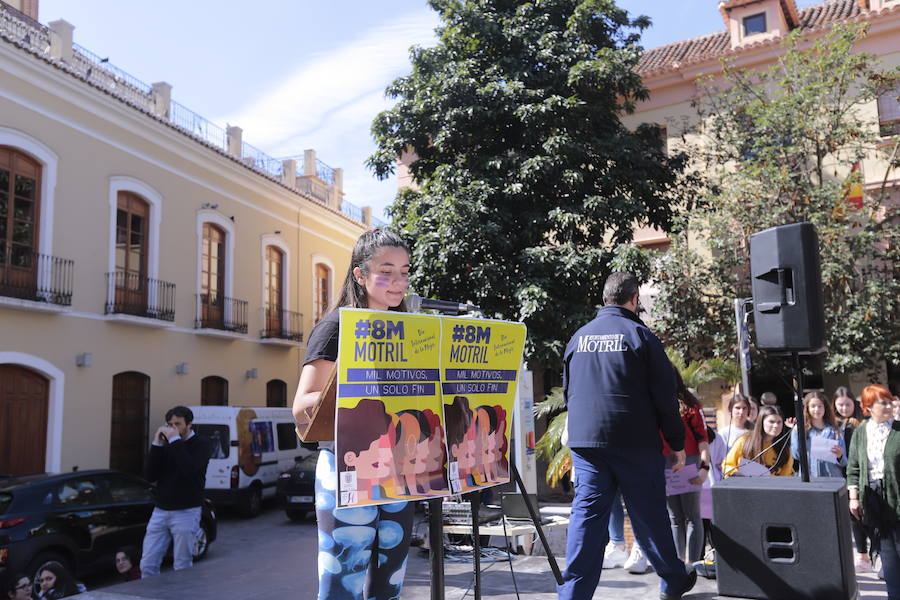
[304,310,340,364]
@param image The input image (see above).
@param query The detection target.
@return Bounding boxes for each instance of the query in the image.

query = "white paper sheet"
[737,458,772,477]
[810,435,840,464]
[665,464,702,495]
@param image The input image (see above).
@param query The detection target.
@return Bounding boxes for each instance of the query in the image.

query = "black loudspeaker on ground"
[749,222,826,353]
[711,477,857,600]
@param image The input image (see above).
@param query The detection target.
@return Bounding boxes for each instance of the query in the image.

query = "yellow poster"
[335,308,448,507]
[441,317,527,494]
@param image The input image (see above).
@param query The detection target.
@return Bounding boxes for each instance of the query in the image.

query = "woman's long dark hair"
[37,561,80,598]
[334,228,409,312]
[674,369,701,417]
[741,405,791,473]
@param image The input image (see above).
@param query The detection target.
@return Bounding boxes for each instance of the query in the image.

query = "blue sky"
[37,0,823,222]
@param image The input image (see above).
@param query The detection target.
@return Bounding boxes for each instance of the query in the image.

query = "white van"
[189,406,315,517]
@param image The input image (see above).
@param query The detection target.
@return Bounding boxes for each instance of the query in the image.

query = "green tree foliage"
[368,0,696,370]
[652,24,900,375]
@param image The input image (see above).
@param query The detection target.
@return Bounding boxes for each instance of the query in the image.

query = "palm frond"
[535,411,567,462]
[704,358,741,386]
[533,386,566,419]
[546,446,572,487]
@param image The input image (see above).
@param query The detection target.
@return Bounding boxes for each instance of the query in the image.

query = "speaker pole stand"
[428,498,445,600]
[792,352,810,482]
[468,491,483,600]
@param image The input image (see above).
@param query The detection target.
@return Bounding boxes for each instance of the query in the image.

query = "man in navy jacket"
[557,272,696,600]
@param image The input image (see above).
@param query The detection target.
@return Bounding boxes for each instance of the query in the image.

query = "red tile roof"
[636,0,864,76]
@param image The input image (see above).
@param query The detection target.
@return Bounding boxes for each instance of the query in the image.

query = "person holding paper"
[558,272,696,600]
[292,228,415,600]
[660,371,710,564]
[790,391,846,479]
[723,405,793,477]
[847,384,900,597]
[834,387,871,572]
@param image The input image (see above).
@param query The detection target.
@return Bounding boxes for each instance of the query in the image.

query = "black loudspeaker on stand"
[749,222,825,355]
[711,477,857,600]
[714,223,851,600]
[750,222,826,482]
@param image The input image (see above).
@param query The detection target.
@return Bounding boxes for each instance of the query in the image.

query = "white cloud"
[216,9,439,221]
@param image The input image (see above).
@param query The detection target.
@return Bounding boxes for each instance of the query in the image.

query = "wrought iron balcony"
[195,293,248,334]
[0,246,74,306]
[260,304,303,342]
[105,271,175,321]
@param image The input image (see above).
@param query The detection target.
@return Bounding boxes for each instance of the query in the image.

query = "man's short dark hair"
[603,272,640,306]
[165,406,194,424]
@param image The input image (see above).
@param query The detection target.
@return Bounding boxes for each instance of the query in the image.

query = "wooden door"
[0,364,48,475]
[201,223,225,327]
[265,246,283,333]
[201,376,228,406]
[0,147,41,297]
[314,263,330,323]
[266,379,287,407]
[110,372,149,475]
[115,192,149,313]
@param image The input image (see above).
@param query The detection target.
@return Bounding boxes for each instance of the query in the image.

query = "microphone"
[406,293,480,315]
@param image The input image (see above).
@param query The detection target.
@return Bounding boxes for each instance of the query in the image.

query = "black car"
[0,469,217,582]
[275,453,318,520]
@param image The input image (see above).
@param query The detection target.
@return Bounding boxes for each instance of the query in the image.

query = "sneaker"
[660,566,698,600]
[603,542,628,569]
[692,558,716,579]
[625,544,652,574]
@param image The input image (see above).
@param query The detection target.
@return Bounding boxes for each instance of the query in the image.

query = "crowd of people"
[2,547,140,600]
[599,383,900,590]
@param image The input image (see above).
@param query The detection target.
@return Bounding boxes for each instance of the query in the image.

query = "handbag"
[294,367,336,442]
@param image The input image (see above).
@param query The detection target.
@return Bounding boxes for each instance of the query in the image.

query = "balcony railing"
[260,304,303,342]
[296,177,331,205]
[0,247,73,306]
[341,200,363,223]
[105,271,175,321]
[0,1,51,56]
[195,293,248,334]
[71,43,154,112]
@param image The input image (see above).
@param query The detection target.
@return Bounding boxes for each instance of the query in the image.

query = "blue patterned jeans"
[315,449,414,600]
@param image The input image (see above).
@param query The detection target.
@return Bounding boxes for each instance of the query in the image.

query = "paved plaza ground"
[74,502,886,600]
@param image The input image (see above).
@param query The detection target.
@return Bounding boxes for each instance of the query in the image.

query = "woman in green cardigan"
[847,384,900,598]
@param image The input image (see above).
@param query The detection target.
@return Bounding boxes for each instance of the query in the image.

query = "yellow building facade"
[0,2,376,476]
[623,0,900,396]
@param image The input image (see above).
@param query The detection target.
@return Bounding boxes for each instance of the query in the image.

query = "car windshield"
[0,492,12,515]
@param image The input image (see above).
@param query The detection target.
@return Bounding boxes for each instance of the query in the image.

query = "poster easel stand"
[428,463,563,600]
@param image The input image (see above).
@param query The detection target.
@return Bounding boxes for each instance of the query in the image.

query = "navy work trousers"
[558,447,690,600]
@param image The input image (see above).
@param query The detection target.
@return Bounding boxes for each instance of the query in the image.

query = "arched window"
[314,263,332,323]
[266,379,287,407]
[0,147,41,296]
[201,222,226,327]
[110,371,150,475]
[201,376,228,406]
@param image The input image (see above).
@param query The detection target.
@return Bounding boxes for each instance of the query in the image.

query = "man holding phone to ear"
[140,406,211,578]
